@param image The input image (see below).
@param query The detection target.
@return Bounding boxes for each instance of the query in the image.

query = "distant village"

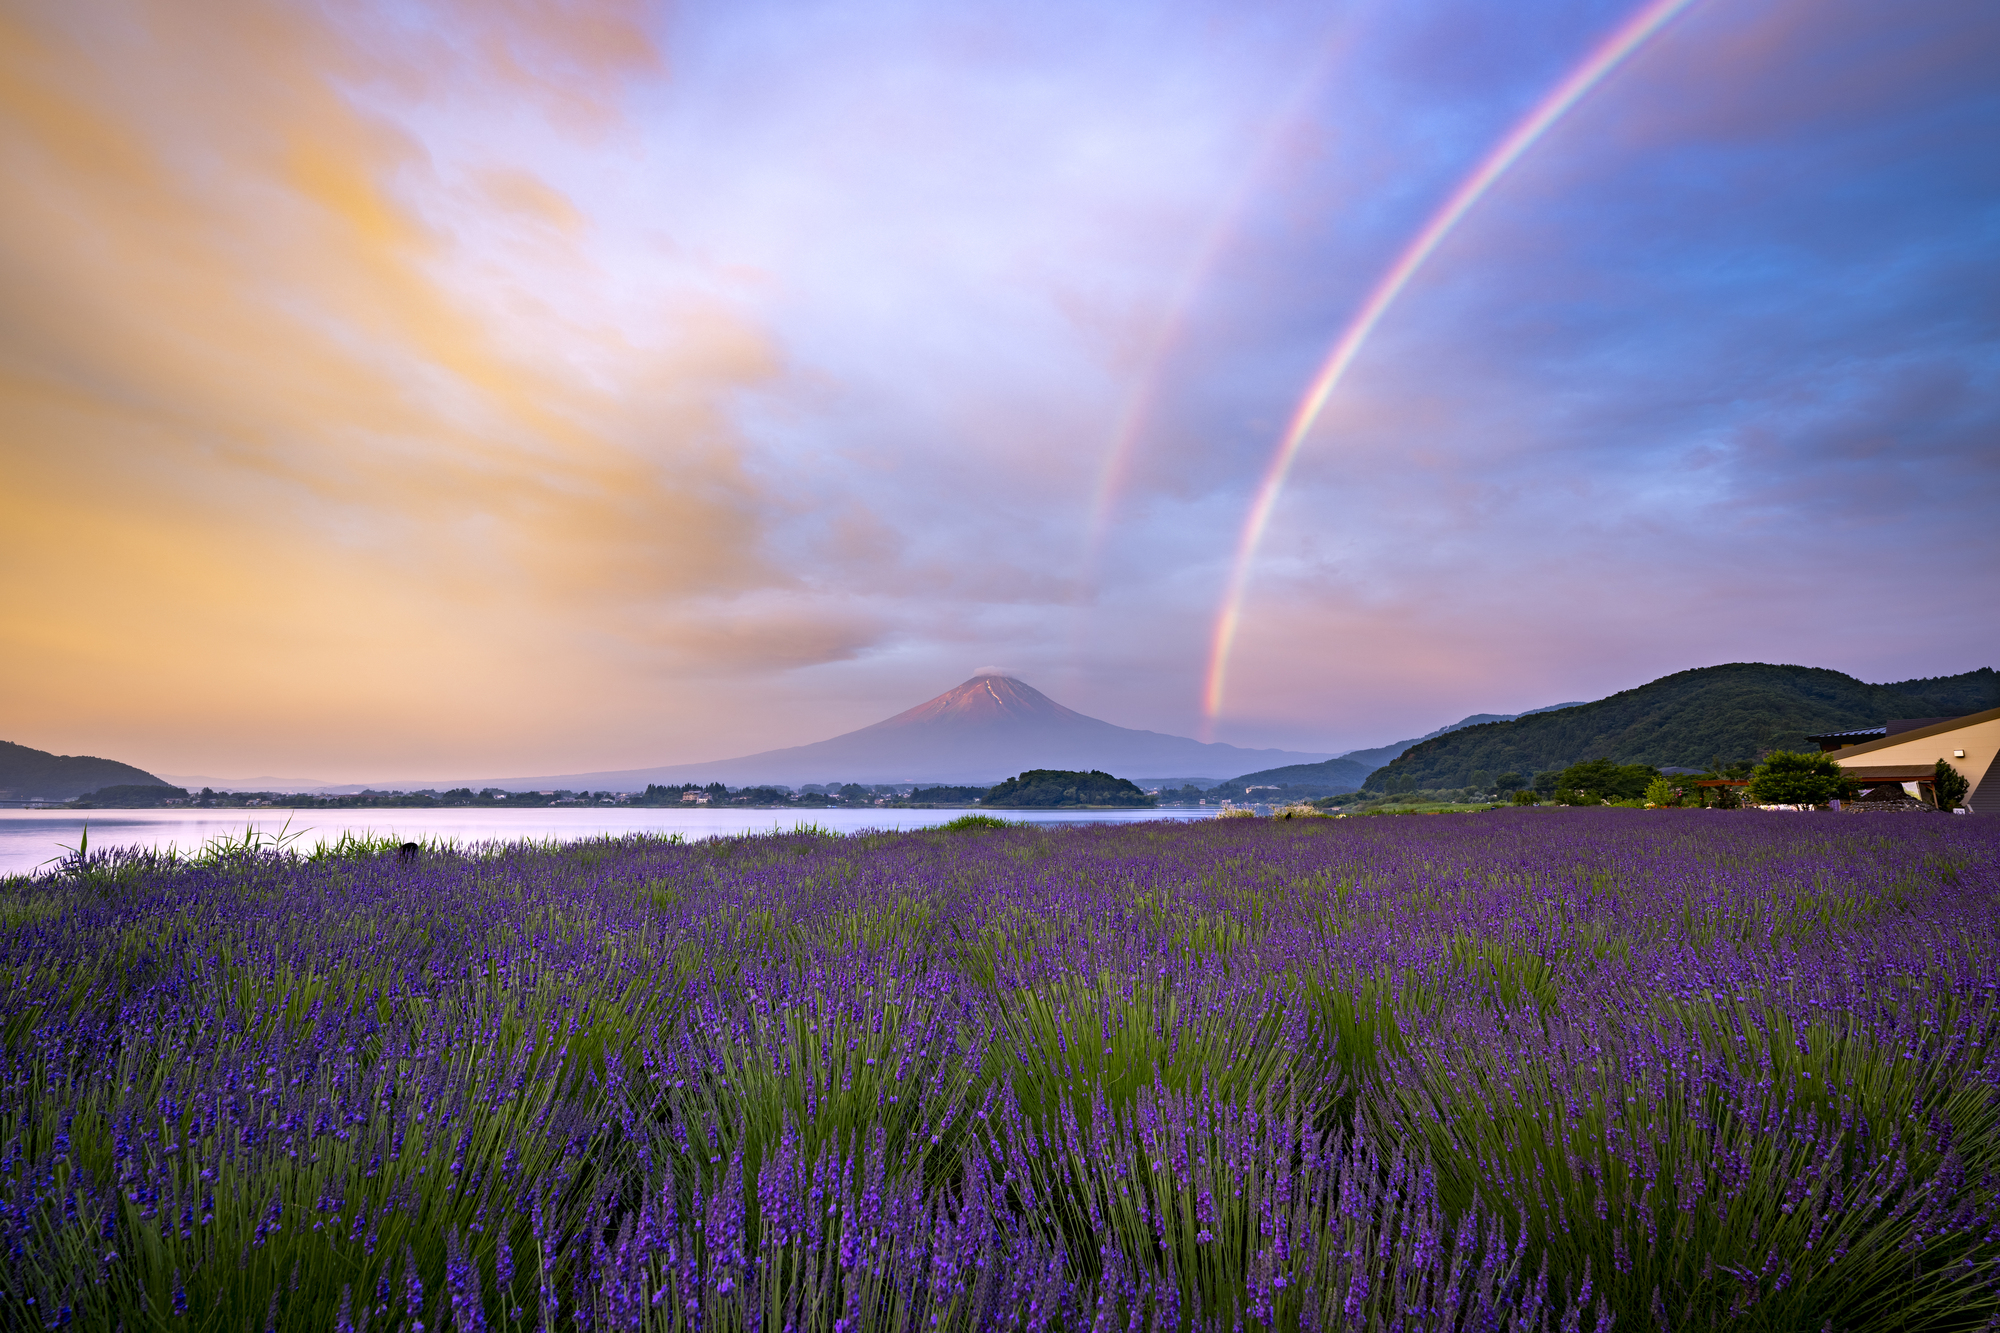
[58,777,1285,811]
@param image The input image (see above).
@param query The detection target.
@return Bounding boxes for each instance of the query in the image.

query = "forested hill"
[1365,663,1998,791]
[1212,756,1374,796]
[0,740,172,801]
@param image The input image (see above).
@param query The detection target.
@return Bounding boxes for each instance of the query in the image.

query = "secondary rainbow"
[1200,0,1700,727]
[1080,23,1363,580]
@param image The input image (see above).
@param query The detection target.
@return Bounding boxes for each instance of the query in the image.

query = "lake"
[0,805,1222,878]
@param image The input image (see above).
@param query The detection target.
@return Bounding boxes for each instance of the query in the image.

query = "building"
[1807,708,2000,812]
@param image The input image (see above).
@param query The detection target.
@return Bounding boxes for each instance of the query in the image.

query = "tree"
[983,770,1154,808]
[1744,751,1851,806]
[71,784,191,808]
[1934,760,1970,810]
[1643,777,1674,806]
[908,785,988,803]
[1553,758,1659,801]
[1494,772,1525,793]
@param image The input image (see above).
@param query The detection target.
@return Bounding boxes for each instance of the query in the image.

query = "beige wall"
[1832,716,2000,811]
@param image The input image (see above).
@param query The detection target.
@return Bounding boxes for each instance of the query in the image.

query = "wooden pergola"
[1687,772,1935,804]
[1842,766,1940,803]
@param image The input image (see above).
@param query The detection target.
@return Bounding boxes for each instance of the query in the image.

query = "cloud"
[2,0,1993,776]
[0,0,835,773]
[639,595,894,675]
[476,167,587,233]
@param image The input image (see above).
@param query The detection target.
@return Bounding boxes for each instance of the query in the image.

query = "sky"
[1,0,1995,783]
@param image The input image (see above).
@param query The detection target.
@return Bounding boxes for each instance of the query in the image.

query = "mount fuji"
[422,675,1334,791]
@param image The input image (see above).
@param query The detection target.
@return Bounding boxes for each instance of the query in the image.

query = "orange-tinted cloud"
[477,167,587,233]
[0,1,869,776]
[5,0,1991,781]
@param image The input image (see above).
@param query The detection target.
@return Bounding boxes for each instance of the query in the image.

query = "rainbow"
[1199,0,1700,728]
[1079,21,1365,580]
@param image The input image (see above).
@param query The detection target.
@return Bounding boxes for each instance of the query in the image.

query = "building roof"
[1822,706,2000,759]
[1805,725,1887,745]
[1824,706,2000,814]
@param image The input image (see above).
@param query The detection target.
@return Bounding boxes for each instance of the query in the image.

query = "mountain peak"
[866,674,1093,732]
[389,673,1336,789]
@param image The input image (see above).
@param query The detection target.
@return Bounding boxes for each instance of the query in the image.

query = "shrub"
[941,813,1014,831]
[1936,759,1970,810]
[1745,750,1852,806]
[1643,777,1675,806]
[1511,790,1538,805]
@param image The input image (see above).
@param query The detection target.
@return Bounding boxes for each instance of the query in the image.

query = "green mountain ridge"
[1364,663,1998,791]
[1221,703,1593,795]
[1331,702,1589,772]
[1209,757,1374,797]
[0,740,173,802]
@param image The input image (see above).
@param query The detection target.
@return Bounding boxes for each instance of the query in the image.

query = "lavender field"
[2,811,1997,1331]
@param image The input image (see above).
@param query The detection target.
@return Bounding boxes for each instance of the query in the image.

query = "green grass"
[939,812,1017,831]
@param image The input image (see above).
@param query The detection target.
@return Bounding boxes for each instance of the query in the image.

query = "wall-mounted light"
[1955,750,1966,758]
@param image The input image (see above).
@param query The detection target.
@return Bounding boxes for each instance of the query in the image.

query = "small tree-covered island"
[980,768,1156,808]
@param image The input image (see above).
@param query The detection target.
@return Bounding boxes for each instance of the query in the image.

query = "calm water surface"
[0,806,1219,877]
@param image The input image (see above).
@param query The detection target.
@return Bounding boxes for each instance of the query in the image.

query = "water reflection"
[0,806,1218,877]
